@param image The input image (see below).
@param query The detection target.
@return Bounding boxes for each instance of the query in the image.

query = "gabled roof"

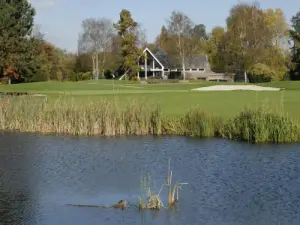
[142,48,164,68]
[142,47,210,69]
[154,48,170,68]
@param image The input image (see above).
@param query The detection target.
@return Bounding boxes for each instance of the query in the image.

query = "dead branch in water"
[67,200,127,210]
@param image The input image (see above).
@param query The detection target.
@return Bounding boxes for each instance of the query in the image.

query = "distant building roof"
[153,48,209,70]
[154,48,171,68]
[185,55,209,69]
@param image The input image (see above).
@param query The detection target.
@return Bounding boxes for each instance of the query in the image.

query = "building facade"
[138,48,233,81]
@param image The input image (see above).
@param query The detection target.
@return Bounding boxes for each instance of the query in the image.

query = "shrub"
[69,71,92,81]
[181,107,219,137]
[248,63,275,83]
[0,77,9,84]
[225,107,300,143]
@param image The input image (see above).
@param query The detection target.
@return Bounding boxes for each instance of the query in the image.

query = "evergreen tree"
[0,0,35,82]
[290,10,300,80]
[114,9,142,79]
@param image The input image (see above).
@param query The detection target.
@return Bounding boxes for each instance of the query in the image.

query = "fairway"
[1,80,300,119]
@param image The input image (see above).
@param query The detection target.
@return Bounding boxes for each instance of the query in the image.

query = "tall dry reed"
[0,96,160,136]
[1,96,300,143]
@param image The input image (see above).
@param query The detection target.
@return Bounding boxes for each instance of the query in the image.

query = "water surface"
[0,132,300,225]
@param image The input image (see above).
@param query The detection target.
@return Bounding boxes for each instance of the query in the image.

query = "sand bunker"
[192,85,281,92]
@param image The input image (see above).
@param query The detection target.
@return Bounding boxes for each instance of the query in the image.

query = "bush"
[0,77,9,84]
[181,107,220,137]
[69,71,92,81]
[248,63,275,83]
[225,107,300,143]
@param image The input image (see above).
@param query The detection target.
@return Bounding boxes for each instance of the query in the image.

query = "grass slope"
[1,80,300,119]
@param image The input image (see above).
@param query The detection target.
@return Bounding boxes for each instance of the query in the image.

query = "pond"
[0,132,300,225]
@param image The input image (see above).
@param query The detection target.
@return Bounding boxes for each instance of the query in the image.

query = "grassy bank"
[1,96,299,143]
[1,80,300,120]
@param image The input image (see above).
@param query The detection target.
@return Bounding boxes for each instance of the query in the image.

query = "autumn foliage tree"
[205,3,290,82]
[0,0,35,83]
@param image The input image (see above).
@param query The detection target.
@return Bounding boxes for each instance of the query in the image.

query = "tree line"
[0,1,299,84]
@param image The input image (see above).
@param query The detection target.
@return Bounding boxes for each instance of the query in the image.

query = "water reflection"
[0,132,300,225]
[0,192,28,225]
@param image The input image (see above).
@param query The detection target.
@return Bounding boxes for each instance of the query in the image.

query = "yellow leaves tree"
[264,8,290,48]
[206,3,290,82]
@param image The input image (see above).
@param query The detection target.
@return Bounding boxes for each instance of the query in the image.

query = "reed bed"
[1,96,300,143]
[225,106,300,143]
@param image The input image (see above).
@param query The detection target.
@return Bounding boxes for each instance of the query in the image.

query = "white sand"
[192,85,281,92]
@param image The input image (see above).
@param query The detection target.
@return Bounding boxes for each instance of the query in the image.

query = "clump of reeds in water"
[138,159,188,211]
[180,106,224,137]
[225,106,300,143]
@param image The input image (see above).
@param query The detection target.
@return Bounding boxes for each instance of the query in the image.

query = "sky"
[30,0,299,53]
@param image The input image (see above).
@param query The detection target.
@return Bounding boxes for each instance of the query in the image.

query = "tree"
[31,24,45,41]
[134,24,147,49]
[226,3,269,81]
[223,3,289,82]
[190,24,207,40]
[0,0,35,83]
[290,10,300,80]
[114,9,143,79]
[204,26,226,72]
[155,26,177,56]
[78,18,115,79]
[211,26,226,44]
[167,11,195,80]
[155,26,168,48]
[55,48,77,81]
[248,63,276,82]
[145,43,157,52]
[264,8,290,51]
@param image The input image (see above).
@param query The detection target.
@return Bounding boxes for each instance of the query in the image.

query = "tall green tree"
[190,24,207,40]
[291,12,300,47]
[204,26,226,72]
[290,10,300,80]
[0,0,35,83]
[114,9,142,79]
[218,3,289,82]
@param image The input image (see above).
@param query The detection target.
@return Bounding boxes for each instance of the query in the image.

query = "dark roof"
[154,48,209,69]
[185,55,209,69]
[154,48,171,68]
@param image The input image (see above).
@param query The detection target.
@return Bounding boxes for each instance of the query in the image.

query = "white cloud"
[29,0,56,9]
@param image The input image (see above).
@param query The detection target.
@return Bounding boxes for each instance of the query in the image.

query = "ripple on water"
[0,133,300,225]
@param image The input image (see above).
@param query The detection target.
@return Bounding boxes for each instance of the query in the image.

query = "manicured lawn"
[1,80,300,119]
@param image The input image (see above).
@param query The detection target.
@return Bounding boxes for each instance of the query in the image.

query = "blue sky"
[31,0,299,52]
